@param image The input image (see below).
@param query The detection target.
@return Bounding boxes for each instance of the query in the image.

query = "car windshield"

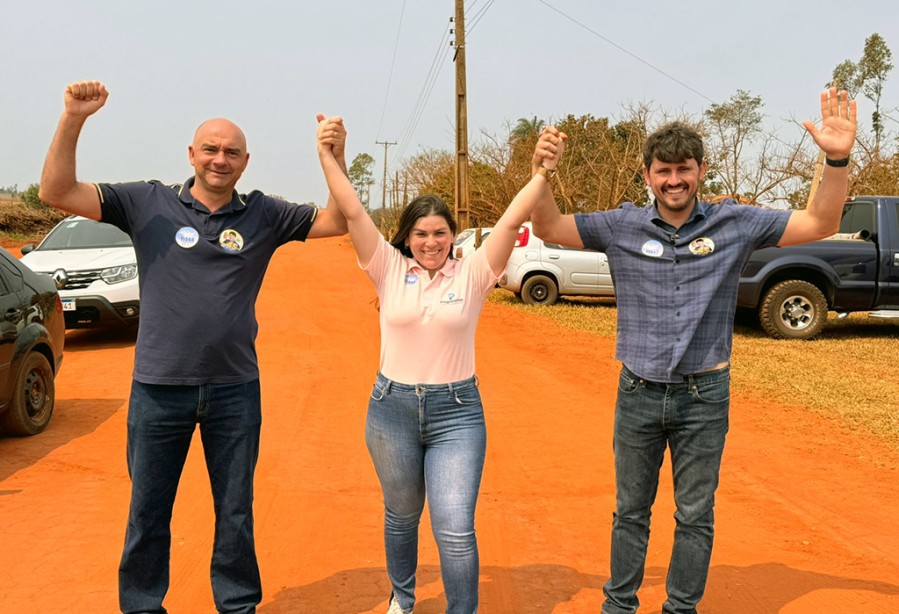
[38,219,133,250]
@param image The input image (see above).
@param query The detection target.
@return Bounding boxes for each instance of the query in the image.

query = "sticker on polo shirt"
[405,274,418,286]
[689,237,715,255]
[440,291,464,305]
[641,239,664,258]
[175,226,200,249]
[219,229,244,253]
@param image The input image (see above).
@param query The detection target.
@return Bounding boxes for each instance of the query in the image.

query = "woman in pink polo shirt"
[317,116,565,614]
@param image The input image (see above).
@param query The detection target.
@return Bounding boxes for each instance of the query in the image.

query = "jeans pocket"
[692,377,730,404]
[371,382,387,401]
[618,370,640,394]
[450,379,480,405]
[453,389,480,405]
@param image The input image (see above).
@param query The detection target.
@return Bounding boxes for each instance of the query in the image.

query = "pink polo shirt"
[362,237,499,384]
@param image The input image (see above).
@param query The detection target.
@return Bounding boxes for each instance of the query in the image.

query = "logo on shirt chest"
[175,227,200,249]
[439,291,465,305]
[405,274,418,286]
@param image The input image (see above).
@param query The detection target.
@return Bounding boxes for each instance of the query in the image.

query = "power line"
[467,0,494,35]
[537,0,714,104]
[375,0,408,140]
[391,21,454,168]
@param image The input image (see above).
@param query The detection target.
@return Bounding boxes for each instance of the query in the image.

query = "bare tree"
[702,90,814,207]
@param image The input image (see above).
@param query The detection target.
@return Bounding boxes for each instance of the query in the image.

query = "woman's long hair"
[389,195,457,258]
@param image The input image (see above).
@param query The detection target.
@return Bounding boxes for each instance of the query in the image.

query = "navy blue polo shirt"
[575,199,790,383]
[98,177,317,385]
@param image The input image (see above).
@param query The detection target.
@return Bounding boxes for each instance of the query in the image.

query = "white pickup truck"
[20,216,140,328]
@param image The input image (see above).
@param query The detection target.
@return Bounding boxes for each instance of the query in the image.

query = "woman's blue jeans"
[602,365,730,614]
[119,379,263,614]
[365,373,486,614]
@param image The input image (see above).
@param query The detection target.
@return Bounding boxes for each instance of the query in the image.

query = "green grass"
[488,289,899,448]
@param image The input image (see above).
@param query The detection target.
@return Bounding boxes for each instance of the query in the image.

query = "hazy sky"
[2,1,896,207]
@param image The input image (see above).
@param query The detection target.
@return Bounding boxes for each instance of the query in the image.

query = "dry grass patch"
[0,198,66,244]
[488,290,618,336]
[488,289,899,447]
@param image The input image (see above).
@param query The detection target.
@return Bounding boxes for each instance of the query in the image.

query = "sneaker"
[386,595,412,614]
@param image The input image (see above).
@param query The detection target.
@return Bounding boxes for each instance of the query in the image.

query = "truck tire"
[758,280,828,340]
[521,274,559,306]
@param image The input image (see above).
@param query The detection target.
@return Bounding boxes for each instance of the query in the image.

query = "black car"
[0,247,64,436]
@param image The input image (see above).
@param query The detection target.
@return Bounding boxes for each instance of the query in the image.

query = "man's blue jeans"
[602,365,730,614]
[119,379,263,614]
[365,373,486,614]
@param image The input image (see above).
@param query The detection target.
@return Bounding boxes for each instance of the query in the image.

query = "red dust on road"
[1,237,897,613]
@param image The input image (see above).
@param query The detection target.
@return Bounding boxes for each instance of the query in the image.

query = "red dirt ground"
[1,237,897,613]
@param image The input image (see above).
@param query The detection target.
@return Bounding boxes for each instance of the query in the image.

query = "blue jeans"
[119,380,263,614]
[365,373,486,614]
[602,365,730,614]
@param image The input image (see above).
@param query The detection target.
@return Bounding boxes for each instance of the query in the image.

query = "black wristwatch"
[825,156,850,167]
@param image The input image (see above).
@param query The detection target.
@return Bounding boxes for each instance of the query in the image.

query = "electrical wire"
[375,0,408,141]
[468,0,495,35]
[537,0,714,103]
[391,22,454,168]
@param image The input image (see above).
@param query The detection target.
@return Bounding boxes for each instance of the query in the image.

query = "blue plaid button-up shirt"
[575,199,791,383]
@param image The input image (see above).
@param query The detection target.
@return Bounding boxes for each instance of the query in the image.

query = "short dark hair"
[390,195,457,258]
[643,121,704,169]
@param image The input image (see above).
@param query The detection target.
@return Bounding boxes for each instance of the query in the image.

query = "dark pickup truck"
[738,195,899,339]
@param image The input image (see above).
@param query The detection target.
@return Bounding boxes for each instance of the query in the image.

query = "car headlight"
[101,263,138,284]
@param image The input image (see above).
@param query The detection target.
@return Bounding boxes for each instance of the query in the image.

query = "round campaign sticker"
[641,239,664,258]
[219,229,244,253]
[175,226,199,249]
[689,237,715,255]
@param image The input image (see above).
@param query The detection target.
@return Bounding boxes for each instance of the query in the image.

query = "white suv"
[498,222,615,305]
[21,216,140,328]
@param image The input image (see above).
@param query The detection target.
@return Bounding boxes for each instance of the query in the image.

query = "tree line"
[348,33,896,236]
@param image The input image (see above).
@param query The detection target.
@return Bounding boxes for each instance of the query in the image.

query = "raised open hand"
[802,88,856,160]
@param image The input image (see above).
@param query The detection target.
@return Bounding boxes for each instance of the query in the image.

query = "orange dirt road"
[1,237,898,613]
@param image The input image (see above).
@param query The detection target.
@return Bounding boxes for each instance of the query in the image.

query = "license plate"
[61,299,76,312]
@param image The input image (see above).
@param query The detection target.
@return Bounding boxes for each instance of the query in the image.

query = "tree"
[701,90,811,207]
[703,90,764,197]
[828,59,861,97]
[401,148,455,204]
[831,34,894,156]
[347,153,376,209]
[510,116,545,143]
[22,183,47,210]
[553,110,649,212]
[857,33,893,154]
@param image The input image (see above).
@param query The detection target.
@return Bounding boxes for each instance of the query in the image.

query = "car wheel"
[0,352,55,436]
[521,274,559,306]
[758,280,828,340]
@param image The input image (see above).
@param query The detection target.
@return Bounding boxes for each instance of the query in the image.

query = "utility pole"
[375,140,396,211]
[453,0,470,230]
